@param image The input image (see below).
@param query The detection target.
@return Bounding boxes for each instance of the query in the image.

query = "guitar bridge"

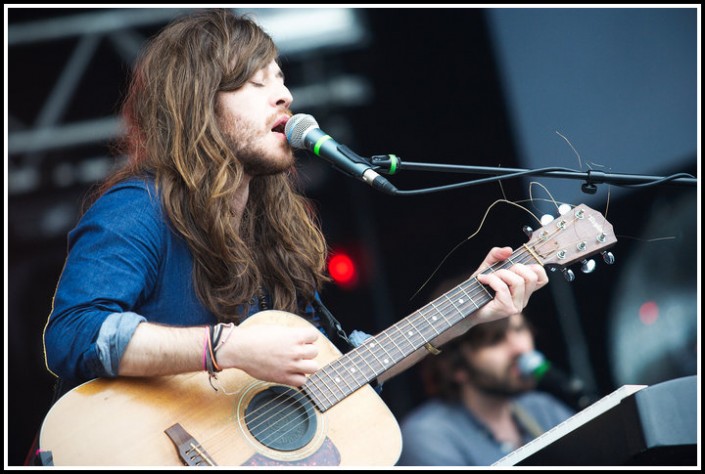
[164,423,217,466]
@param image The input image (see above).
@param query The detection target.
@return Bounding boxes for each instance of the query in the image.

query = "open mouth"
[271,116,289,135]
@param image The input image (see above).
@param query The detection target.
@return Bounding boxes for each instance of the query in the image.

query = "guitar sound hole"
[244,385,317,451]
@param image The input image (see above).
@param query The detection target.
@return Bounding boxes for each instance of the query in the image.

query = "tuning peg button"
[581,259,596,273]
[562,268,576,282]
[601,251,615,264]
[540,214,554,225]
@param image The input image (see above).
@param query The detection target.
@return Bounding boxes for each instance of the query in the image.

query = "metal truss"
[7,7,372,197]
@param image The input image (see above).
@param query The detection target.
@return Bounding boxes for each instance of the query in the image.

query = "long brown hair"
[98,9,329,322]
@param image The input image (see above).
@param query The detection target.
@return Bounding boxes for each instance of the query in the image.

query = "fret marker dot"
[335,377,340,383]
[369,343,376,348]
[458,298,464,304]
[432,316,438,321]
[351,368,356,373]
[408,331,414,336]
[383,359,389,364]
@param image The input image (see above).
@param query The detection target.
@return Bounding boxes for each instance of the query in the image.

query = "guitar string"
[202,209,600,454]
[187,441,216,466]
[205,246,544,451]
[225,247,545,448]
[200,246,548,455]
[242,248,552,449]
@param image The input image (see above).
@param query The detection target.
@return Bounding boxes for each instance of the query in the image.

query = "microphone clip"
[335,145,374,176]
[370,155,402,175]
[334,147,400,178]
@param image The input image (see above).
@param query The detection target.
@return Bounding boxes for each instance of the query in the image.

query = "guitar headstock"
[525,204,617,271]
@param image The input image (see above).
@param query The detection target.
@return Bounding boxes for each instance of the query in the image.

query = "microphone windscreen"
[285,113,318,149]
[517,350,551,380]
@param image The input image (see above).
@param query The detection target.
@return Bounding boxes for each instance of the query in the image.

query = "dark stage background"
[5,7,699,466]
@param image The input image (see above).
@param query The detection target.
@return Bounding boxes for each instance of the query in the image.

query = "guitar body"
[39,310,402,466]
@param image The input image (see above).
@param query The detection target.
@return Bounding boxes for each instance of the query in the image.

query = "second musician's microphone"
[518,350,593,410]
[285,114,397,195]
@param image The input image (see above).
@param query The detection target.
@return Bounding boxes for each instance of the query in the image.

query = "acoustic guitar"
[39,203,616,466]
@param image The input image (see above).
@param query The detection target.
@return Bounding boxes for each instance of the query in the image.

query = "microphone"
[518,350,592,410]
[285,114,398,195]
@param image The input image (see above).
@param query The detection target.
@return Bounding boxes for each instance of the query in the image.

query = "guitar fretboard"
[303,246,539,412]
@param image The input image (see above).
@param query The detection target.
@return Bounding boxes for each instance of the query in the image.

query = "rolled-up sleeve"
[95,311,146,376]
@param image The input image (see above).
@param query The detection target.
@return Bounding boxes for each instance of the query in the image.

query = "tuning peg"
[601,251,615,264]
[558,204,572,216]
[540,214,555,225]
[522,225,534,237]
[580,259,596,274]
[561,268,576,282]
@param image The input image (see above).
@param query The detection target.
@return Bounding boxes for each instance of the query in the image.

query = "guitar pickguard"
[242,437,341,466]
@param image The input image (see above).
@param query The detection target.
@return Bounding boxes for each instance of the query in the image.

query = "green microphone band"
[388,154,399,175]
[314,135,333,156]
[534,360,551,380]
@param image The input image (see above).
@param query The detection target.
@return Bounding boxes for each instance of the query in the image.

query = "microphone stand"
[367,154,695,409]
[368,156,697,195]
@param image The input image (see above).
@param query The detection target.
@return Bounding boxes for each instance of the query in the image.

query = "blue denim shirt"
[43,178,326,386]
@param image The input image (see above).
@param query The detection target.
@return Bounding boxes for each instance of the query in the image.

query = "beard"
[220,113,295,176]
[464,357,537,399]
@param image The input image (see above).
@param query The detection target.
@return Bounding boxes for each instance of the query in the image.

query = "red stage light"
[328,252,359,288]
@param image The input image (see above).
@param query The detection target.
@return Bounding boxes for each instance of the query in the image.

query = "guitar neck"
[304,245,540,412]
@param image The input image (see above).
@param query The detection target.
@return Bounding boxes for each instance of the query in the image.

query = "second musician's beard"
[464,358,536,399]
